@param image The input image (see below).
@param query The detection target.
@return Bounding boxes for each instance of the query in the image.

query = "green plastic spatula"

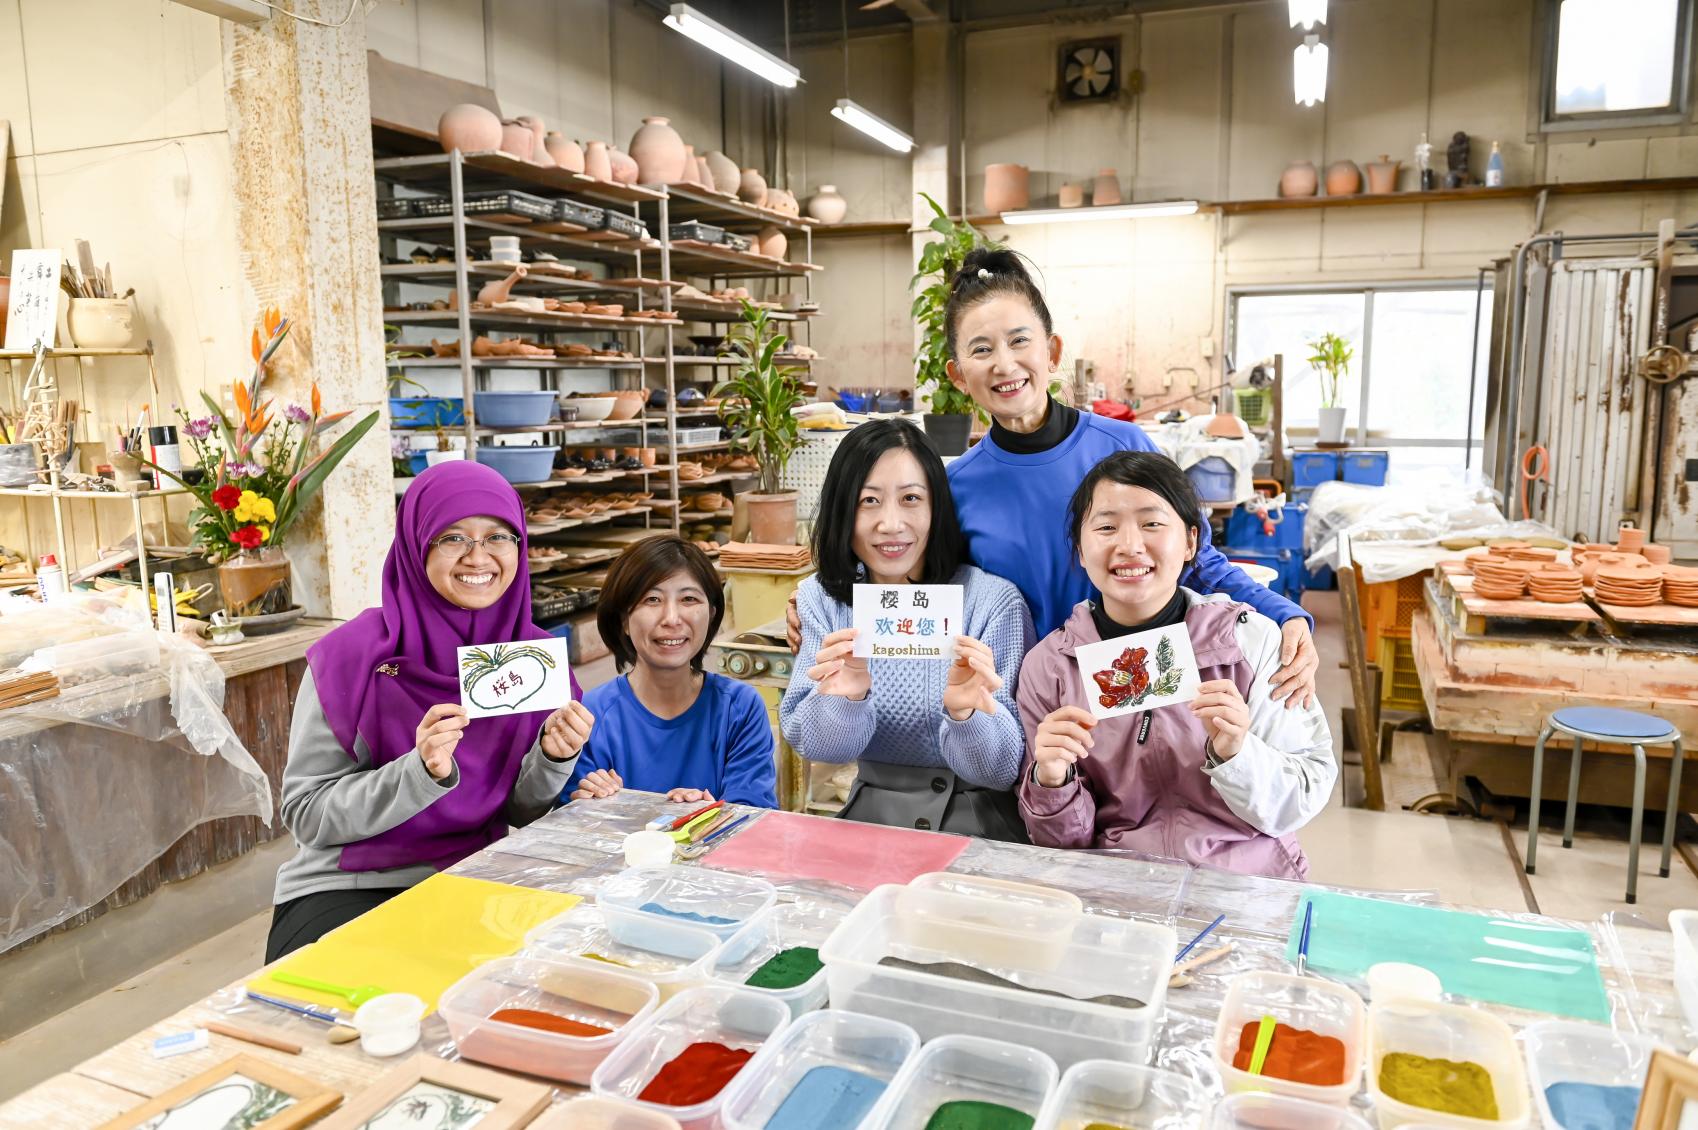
[271,971,389,1007]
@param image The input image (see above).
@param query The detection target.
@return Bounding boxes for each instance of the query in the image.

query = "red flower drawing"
[1092,646,1151,709]
[229,524,265,549]
[212,484,242,511]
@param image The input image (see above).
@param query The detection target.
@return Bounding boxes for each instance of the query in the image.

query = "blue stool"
[1525,707,1685,903]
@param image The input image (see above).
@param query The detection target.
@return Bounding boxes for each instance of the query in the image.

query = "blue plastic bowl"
[476,444,558,485]
[389,396,465,428]
[473,391,559,428]
[836,391,868,412]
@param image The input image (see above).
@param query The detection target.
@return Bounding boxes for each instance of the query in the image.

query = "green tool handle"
[272,972,356,1001]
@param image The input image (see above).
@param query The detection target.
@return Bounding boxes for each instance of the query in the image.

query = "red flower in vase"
[230,525,265,550]
[212,484,242,511]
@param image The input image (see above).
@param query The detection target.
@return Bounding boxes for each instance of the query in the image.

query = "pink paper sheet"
[702,810,967,890]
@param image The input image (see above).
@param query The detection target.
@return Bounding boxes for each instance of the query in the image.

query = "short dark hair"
[945,247,1055,359]
[597,535,725,672]
[1068,451,1203,561]
[811,419,966,605]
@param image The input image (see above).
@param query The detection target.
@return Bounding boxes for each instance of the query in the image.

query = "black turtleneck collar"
[1090,589,1188,642]
[989,396,1079,455]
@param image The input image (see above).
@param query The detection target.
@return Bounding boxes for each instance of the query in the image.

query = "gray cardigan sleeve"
[504,733,579,826]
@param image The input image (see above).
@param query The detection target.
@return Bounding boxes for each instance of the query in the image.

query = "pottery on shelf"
[477,264,528,306]
[1278,160,1318,197]
[1325,159,1363,196]
[679,145,700,186]
[516,115,551,166]
[629,116,687,184]
[806,184,848,224]
[498,120,535,163]
[1366,154,1402,194]
[437,103,503,153]
[738,167,768,205]
[584,140,612,181]
[695,154,713,188]
[544,132,584,172]
[758,225,787,259]
[767,188,798,216]
[1091,169,1122,207]
[983,163,1030,213]
[609,146,639,184]
[1058,182,1085,208]
[705,150,740,195]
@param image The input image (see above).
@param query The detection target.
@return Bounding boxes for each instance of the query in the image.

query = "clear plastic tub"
[598,866,778,954]
[820,884,1174,1069]
[525,903,724,1001]
[1671,910,1698,1033]
[1034,1059,1208,1130]
[867,1033,1058,1130]
[712,902,845,1017]
[1522,1019,1665,1130]
[1213,972,1366,1107]
[897,874,1082,969]
[590,984,792,1130]
[438,955,659,1084]
[531,1095,683,1130]
[718,1009,920,1130]
[1212,1092,1375,1130]
[1366,1000,1530,1129]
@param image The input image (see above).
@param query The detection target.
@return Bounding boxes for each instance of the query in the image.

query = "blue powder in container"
[763,1065,886,1130]
[637,900,738,926]
[1544,1081,1641,1130]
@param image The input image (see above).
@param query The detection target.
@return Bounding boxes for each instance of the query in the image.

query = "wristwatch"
[1203,738,1223,770]
[1032,762,1076,787]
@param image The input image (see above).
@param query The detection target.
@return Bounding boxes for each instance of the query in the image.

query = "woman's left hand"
[1268,620,1318,710]
[667,787,715,804]
[1191,678,1251,761]
[542,701,594,762]
[942,635,1003,720]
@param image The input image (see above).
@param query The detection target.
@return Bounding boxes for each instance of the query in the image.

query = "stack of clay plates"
[1472,558,1534,600]
[1643,543,1672,565]
[718,542,812,570]
[1578,550,1638,585]
[1616,525,1646,553]
[1509,546,1560,565]
[1662,566,1698,608]
[1464,549,1509,575]
[1527,565,1584,604]
[1595,562,1663,606]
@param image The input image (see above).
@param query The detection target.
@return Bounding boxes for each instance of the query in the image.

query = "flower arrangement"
[152,307,379,563]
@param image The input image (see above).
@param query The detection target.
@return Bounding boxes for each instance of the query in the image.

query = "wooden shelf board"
[389,356,642,369]
[377,215,657,263]
[372,144,665,205]
[384,309,680,331]
[0,347,154,359]
[667,239,823,279]
[380,261,651,295]
[1209,176,1698,216]
[645,184,816,234]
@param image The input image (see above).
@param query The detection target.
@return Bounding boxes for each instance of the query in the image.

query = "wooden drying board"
[1589,594,1698,627]
[1440,572,1600,635]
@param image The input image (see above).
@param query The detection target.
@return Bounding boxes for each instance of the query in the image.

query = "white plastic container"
[352,992,424,1057]
[598,866,778,954]
[1366,1000,1530,1129]
[1212,1092,1374,1130]
[820,884,1174,1069]
[897,874,1082,970]
[438,955,659,1084]
[1034,1058,1209,1130]
[625,830,678,868]
[712,902,845,1017]
[866,1033,1058,1130]
[531,1095,684,1130]
[1213,972,1366,1107]
[590,984,791,1130]
[1670,909,1698,1033]
[718,1009,920,1130]
[1522,1019,1665,1130]
[525,903,724,1001]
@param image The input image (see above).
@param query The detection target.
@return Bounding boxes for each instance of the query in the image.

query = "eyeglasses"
[430,532,521,558]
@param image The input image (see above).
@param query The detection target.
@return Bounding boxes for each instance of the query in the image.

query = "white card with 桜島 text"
[851,583,965,659]
[1074,623,1202,720]
[457,637,573,719]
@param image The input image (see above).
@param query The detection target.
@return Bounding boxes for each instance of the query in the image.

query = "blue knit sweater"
[780,565,1034,789]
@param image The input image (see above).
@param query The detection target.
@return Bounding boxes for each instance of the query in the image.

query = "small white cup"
[353,992,425,1057]
[1366,961,1443,1005]
[623,830,676,869]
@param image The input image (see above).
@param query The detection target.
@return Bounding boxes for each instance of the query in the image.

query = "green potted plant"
[1308,332,1354,445]
[713,300,806,544]
[911,191,998,455]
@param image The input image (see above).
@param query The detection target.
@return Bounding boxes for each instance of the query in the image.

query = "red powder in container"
[639,1041,754,1106]
[488,1007,611,1038]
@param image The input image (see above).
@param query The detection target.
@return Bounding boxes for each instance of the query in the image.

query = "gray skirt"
[839,759,1029,843]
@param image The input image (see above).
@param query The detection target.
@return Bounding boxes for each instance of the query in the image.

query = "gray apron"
[839,759,1029,843]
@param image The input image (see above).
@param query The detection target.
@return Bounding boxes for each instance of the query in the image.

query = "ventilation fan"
[1059,37,1121,103]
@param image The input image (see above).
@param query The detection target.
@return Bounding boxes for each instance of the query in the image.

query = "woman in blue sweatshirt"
[562,536,776,808]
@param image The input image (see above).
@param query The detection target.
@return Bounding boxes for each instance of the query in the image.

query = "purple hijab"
[306,460,579,873]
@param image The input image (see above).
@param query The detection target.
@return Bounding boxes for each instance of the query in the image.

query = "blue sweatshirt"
[947,412,1311,639]
[563,673,777,808]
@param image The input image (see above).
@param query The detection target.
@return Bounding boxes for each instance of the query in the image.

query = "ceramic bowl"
[572,397,617,422]
[67,298,136,348]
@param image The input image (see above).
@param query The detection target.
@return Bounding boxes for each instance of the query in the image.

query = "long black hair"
[1067,451,1203,561]
[944,247,1055,359]
[812,419,966,604]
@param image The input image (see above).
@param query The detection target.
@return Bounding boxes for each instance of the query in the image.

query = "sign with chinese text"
[457,638,573,719]
[851,583,964,660]
[5,250,61,352]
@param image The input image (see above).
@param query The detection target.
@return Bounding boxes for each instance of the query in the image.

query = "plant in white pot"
[714,300,806,545]
[1308,332,1353,445]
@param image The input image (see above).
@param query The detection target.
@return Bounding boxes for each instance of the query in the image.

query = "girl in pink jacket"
[1016,451,1335,878]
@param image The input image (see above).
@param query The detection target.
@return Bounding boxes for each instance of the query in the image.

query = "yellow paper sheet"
[247,874,580,1015]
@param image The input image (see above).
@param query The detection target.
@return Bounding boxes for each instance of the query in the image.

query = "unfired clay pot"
[499,120,535,162]
[545,132,584,172]
[1058,182,1085,208]
[678,145,699,186]
[983,163,1030,213]
[696,155,713,187]
[1091,169,1122,207]
[584,140,612,181]
[609,147,639,184]
[1325,159,1363,196]
[438,103,503,153]
[1279,160,1318,197]
[629,116,686,184]
[806,185,847,224]
[516,116,551,165]
[705,150,740,195]
[739,168,768,206]
[1366,154,1401,194]
[758,225,787,259]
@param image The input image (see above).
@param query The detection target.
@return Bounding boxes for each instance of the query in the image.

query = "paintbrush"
[1296,900,1314,977]
[1175,913,1225,962]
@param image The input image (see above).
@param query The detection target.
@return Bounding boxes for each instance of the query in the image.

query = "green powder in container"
[1379,1051,1498,1120]
[745,945,822,990]
[922,1100,1034,1130]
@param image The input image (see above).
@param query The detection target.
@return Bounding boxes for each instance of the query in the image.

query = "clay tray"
[1585,591,1698,627]
[1440,572,1601,633]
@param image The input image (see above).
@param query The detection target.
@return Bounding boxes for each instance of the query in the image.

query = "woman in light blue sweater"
[781,419,1034,841]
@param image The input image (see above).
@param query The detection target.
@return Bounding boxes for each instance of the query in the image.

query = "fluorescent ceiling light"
[664,3,800,89]
[1294,34,1329,106]
[999,201,1200,224]
[831,98,914,153]
[1288,0,1327,29]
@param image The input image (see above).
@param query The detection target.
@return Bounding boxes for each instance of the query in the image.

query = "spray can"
[36,554,65,601]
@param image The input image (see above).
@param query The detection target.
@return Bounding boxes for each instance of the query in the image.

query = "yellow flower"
[258,524,272,543]
[233,490,277,524]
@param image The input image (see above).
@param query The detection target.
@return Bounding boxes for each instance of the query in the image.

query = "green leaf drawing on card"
[459,643,559,713]
[1155,634,1174,673]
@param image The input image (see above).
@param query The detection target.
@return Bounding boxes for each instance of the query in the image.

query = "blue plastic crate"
[1291,451,1339,488]
[1341,450,1389,486]
[389,396,465,428]
[1289,486,1314,506]
[1226,548,1299,601]
[1186,456,1237,503]
[1225,502,1307,553]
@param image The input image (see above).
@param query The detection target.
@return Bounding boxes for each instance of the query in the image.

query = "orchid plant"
[151,307,379,562]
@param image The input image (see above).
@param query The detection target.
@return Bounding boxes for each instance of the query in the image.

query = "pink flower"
[285,404,312,424]
[184,416,217,440]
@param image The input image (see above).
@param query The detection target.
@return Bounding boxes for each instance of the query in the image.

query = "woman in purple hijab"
[265,461,593,961]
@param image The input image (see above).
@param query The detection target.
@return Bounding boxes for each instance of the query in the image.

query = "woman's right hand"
[806,627,871,701]
[1033,705,1096,787]
[416,703,469,781]
[571,768,623,801]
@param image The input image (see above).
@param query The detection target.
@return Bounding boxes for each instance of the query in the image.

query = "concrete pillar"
[223,0,393,618]
[911,22,955,411]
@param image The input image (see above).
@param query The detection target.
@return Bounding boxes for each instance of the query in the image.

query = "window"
[1228,283,1493,485]
[1544,0,1693,128]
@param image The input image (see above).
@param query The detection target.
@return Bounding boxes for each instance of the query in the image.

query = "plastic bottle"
[1415,132,1435,191]
[36,554,64,601]
[1485,141,1505,187]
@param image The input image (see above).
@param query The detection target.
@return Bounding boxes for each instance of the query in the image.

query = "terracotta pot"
[695,154,713,188]
[498,120,535,162]
[1091,169,1121,207]
[1325,159,1362,196]
[768,188,798,216]
[629,116,687,183]
[1366,154,1401,194]
[806,185,848,224]
[680,145,700,186]
[438,103,503,153]
[745,491,799,546]
[1058,182,1085,208]
[739,168,768,206]
[544,132,584,172]
[584,140,612,181]
[1279,160,1318,197]
[758,225,787,259]
[705,150,740,195]
[983,163,1030,213]
[609,147,639,184]
[516,115,550,165]
[218,547,292,618]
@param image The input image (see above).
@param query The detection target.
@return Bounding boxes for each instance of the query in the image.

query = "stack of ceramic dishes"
[1643,543,1673,565]
[1662,565,1698,608]
[1508,546,1560,565]
[1616,524,1646,553]
[1527,564,1584,604]
[1595,561,1663,606]
[1464,549,1509,575]
[1472,558,1534,600]
[1577,550,1636,586]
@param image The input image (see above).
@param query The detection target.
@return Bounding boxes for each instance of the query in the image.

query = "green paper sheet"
[1285,890,1608,1022]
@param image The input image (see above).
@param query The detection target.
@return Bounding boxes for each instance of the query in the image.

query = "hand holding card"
[1190,679,1251,760]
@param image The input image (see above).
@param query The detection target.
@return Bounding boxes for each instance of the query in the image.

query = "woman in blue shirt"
[563,535,776,808]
